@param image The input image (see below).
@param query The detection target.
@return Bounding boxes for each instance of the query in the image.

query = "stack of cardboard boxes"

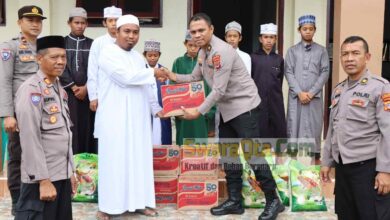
[153,145,220,210]
[153,145,180,204]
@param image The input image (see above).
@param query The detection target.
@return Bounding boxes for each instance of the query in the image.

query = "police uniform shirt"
[175,35,261,122]
[0,34,39,117]
[15,70,74,183]
[322,70,390,172]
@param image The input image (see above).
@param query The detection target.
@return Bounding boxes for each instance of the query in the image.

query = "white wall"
[1,0,188,69]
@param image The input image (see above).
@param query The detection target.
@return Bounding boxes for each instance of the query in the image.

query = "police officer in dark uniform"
[321,36,390,220]
[0,5,46,215]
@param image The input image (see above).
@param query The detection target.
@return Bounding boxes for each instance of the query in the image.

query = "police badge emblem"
[31,93,42,106]
[1,49,11,61]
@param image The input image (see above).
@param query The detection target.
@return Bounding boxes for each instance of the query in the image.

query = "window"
[76,0,162,27]
[0,0,5,25]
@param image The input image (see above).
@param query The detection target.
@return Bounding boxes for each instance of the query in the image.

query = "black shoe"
[210,198,245,216]
[258,198,285,220]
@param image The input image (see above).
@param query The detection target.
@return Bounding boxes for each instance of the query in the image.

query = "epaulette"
[334,79,347,88]
[371,74,389,84]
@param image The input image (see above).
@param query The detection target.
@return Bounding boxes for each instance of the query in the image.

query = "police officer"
[163,13,284,220]
[0,5,45,215]
[321,36,390,220]
[14,35,76,220]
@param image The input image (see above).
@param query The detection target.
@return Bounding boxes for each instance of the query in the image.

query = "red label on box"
[154,176,178,204]
[153,145,180,176]
[180,146,219,176]
[177,176,218,210]
[161,81,205,117]
[155,193,177,204]
[154,177,178,194]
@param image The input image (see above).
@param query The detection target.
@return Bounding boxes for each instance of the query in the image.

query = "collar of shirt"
[300,41,313,51]
[68,33,86,41]
[105,33,117,43]
[255,47,276,55]
[146,63,160,68]
[37,70,59,88]
[18,32,36,48]
[345,69,370,90]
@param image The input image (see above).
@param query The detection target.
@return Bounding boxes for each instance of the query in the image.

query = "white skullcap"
[260,23,277,35]
[225,21,242,34]
[104,6,122,18]
[116,14,139,28]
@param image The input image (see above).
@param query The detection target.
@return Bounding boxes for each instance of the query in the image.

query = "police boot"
[210,188,244,216]
[258,190,285,220]
[10,189,20,216]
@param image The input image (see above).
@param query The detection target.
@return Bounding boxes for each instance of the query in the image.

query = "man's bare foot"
[96,211,110,220]
[135,207,158,217]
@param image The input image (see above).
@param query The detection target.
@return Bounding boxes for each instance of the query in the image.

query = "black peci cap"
[18,5,47,20]
[37,36,65,52]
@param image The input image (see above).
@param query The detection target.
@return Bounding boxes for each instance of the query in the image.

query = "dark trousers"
[335,157,390,220]
[67,90,97,154]
[7,131,21,192]
[15,179,73,220]
[219,106,276,198]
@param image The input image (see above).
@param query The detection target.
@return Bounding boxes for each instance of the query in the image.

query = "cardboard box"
[154,176,178,204]
[180,145,219,176]
[161,81,205,117]
[177,176,219,210]
[153,145,180,176]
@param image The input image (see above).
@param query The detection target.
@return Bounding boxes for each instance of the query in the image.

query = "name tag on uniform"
[349,98,368,108]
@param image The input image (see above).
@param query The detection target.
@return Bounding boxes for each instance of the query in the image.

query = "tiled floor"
[0,196,337,220]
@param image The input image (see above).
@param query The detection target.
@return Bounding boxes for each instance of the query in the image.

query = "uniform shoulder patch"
[30,93,42,106]
[383,93,390,112]
[1,49,11,61]
[212,54,221,70]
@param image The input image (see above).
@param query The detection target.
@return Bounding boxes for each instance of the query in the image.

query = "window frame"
[76,0,162,27]
[0,0,5,26]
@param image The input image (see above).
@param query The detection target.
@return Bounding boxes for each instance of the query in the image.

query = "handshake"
[154,67,176,82]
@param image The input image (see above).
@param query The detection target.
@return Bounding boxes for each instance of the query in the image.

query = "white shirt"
[236,48,251,74]
[87,33,116,101]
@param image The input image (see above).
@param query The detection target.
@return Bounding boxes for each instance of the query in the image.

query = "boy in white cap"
[251,23,287,142]
[87,6,122,114]
[224,21,251,73]
[284,15,329,164]
[143,39,172,146]
[95,14,165,219]
[60,7,96,154]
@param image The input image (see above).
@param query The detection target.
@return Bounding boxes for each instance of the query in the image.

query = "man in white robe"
[95,14,164,219]
[87,6,122,115]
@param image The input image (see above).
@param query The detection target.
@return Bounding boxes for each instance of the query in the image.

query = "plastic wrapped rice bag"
[289,160,327,212]
[72,153,98,203]
[272,164,290,206]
